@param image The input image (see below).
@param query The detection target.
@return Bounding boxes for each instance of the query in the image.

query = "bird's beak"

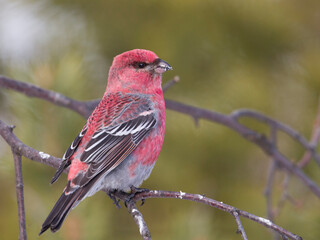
[153,58,172,74]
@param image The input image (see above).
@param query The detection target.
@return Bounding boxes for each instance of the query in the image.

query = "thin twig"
[0,120,61,169]
[165,99,320,198]
[1,76,320,197]
[231,210,248,240]
[275,174,298,218]
[0,75,93,118]
[0,76,316,239]
[298,97,320,168]
[11,149,27,240]
[265,162,282,240]
[127,190,303,240]
[264,161,277,222]
[126,201,151,240]
[231,109,320,166]
[264,126,278,222]
[0,119,304,240]
[162,75,180,92]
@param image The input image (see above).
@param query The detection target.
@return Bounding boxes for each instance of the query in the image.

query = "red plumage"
[40,49,171,234]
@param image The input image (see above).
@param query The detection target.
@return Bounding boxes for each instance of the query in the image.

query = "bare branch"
[1,76,320,196]
[264,126,278,223]
[0,75,93,118]
[264,160,277,222]
[0,118,304,240]
[0,120,61,169]
[126,201,151,240]
[11,149,27,240]
[231,109,320,166]
[165,99,320,198]
[261,98,320,228]
[128,190,303,240]
[162,75,180,92]
[231,210,248,240]
[0,75,316,239]
[275,174,298,218]
[298,97,320,168]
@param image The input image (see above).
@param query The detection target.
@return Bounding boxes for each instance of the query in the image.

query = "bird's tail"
[39,185,84,235]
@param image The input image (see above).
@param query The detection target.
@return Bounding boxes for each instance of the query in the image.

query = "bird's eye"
[137,62,147,69]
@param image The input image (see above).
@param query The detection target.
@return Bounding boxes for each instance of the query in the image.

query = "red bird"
[40,49,172,234]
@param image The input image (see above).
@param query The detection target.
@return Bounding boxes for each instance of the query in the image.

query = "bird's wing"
[51,124,88,184]
[73,112,156,188]
[54,93,157,193]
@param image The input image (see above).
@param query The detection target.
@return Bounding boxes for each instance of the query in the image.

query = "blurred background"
[1,0,320,239]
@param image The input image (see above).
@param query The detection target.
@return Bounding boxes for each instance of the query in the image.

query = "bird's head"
[107,49,172,94]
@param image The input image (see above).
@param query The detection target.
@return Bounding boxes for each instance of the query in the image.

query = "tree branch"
[264,160,277,222]
[162,75,179,92]
[0,75,93,118]
[266,127,278,222]
[264,126,281,240]
[232,210,248,240]
[127,190,303,240]
[297,97,320,168]
[231,109,320,166]
[0,119,303,239]
[0,75,316,239]
[126,201,151,240]
[11,148,27,240]
[165,99,320,198]
[0,120,61,169]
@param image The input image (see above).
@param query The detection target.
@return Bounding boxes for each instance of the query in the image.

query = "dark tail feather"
[51,161,69,184]
[39,188,82,235]
[40,173,103,235]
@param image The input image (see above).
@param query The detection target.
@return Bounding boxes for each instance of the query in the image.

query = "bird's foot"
[107,190,121,209]
[124,186,149,207]
[130,185,149,194]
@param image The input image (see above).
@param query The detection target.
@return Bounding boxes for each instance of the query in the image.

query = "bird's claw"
[107,190,121,209]
[108,187,149,208]
[123,186,149,207]
[130,185,149,194]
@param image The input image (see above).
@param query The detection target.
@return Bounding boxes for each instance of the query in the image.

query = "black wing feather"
[72,114,157,187]
[51,127,88,184]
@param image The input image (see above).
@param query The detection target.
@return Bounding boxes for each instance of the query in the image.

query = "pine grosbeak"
[40,49,171,234]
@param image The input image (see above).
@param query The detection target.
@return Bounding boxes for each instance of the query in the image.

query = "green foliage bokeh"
[1,0,320,239]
